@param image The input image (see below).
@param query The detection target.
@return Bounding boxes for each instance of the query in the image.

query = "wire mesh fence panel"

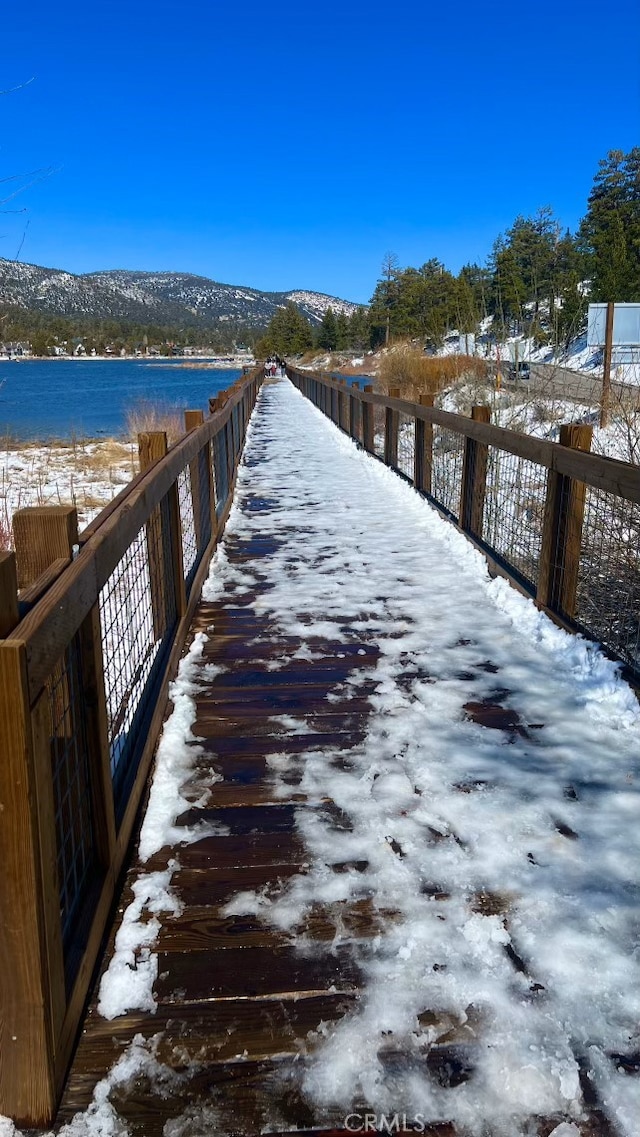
[576,486,640,674]
[482,448,547,588]
[396,414,415,479]
[373,405,386,459]
[430,427,465,520]
[48,637,96,953]
[177,468,198,587]
[196,444,213,551]
[99,500,178,813]
[350,395,362,443]
[212,428,230,520]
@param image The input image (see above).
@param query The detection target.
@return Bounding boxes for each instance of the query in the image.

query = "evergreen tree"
[255,303,313,357]
[335,310,350,350]
[348,307,370,351]
[579,148,640,300]
[317,307,338,351]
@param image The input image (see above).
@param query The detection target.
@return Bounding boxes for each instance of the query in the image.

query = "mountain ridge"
[0,258,361,328]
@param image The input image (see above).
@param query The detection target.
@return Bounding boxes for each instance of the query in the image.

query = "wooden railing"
[0,367,263,1125]
[288,367,640,684]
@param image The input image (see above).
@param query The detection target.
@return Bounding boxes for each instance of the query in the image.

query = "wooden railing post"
[337,379,347,431]
[184,410,213,552]
[385,388,400,468]
[460,406,491,537]
[12,506,78,590]
[0,550,19,638]
[2,508,83,1124]
[537,422,593,618]
[12,504,117,870]
[349,381,360,441]
[139,431,187,621]
[414,393,434,494]
[362,385,374,453]
[0,635,60,1124]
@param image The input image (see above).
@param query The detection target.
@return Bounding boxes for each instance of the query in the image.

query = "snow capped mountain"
[0,259,360,327]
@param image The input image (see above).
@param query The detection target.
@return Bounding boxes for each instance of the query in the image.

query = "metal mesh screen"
[373,405,386,459]
[396,414,415,479]
[48,639,96,948]
[178,468,198,586]
[195,444,213,551]
[482,449,547,587]
[99,496,178,812]
[431,427,465,520]
[576,486,640,671]
[212,426,230,520]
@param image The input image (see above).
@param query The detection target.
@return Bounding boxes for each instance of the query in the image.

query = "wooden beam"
[12,507,78,591]
[414,393,434,494]
[460,406,491,538]
[537,422,593,618]
[362,385,374,453]
[0,551,19,638]
[0,641,59,1125]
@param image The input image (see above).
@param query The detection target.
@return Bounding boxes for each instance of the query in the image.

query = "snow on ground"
[6,378,639,1134]
[0,437,136,541]
[208,381,640,1133]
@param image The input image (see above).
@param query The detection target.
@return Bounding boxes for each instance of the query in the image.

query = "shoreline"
[0,354,255,367]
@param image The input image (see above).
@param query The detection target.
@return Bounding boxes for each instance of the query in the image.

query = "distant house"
[74,343,86,356]
[0,341,29,358]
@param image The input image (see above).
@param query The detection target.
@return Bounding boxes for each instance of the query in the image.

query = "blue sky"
[1,0,638,304]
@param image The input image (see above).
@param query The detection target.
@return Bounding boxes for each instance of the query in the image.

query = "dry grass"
[0,502,12,551]
[378,349,489,400]
[125,400,185,446]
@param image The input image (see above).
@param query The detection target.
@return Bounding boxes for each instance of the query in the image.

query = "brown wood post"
[349,381,360,441]
[12,506,116,871]
[414,392,434,493]
[139,432,171,633]
[183,410,209,550]
[362,385,375,453]
[601,300,614,429]
[460,406,491,537]
[12,506,78,591]
[0,551,19,638]
[0,639,60,1125]
[1,507,89,1124]
[140,432,187,619]
[337,379,347,431]
[537,422,593,619]
[385,388,401,468]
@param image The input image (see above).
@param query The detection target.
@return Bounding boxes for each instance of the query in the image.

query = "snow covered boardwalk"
[56,379,640,1137]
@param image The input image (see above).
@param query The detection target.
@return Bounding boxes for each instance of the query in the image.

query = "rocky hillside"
[0,259,359,328]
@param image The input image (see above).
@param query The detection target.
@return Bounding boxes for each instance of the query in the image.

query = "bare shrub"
[378,350,489,400]
[125,401,185,446]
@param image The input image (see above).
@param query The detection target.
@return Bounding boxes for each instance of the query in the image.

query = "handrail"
[11,380,257,702]
[300,371,640,503]
[0,366,264,1126]
[288,365,640,685]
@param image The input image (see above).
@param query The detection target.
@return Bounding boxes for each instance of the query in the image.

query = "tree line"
[4,148,638,359]
[0,306,262,355]
[258,147,640,358]
[368,148,640,351]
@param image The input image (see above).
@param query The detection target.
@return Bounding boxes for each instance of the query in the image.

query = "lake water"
[0,358,244,439]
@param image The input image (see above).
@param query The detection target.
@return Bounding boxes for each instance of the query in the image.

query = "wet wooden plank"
[153,945,361,1003]
[144,832,308,872]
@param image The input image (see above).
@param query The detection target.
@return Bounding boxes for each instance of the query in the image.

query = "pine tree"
[335,311,350,350]
[579,149,640,300]
[317,307,338,351]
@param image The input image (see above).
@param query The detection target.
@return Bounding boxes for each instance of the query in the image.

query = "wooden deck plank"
[55,389,614,1137]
